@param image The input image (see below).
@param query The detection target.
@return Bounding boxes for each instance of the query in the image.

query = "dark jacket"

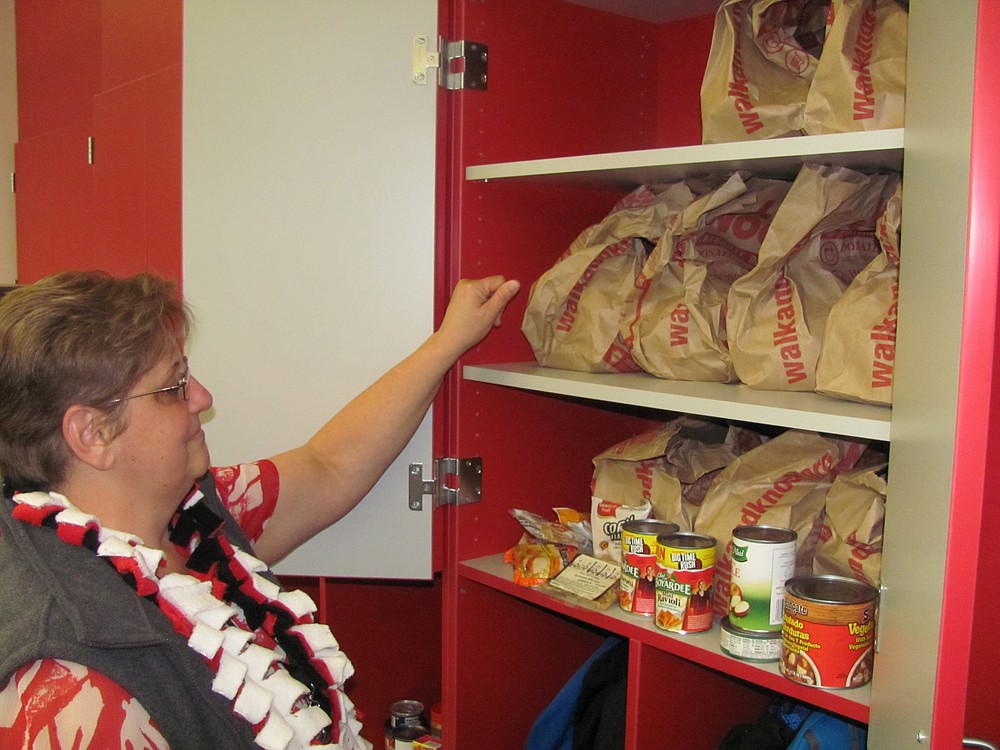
[0,474,260,748]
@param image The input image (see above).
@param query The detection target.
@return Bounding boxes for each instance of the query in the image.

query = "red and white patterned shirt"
[0,462,280,750]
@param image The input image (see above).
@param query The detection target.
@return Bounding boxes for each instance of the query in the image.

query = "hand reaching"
[435,276,522,358]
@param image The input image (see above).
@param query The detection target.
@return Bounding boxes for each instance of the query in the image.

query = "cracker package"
[701,0,829,143]
[803,0,908,135]
[814,466,886,586]
[726,163,901,391]
[816,180,901,404]
[692,429,869,617]
[622,172,792,382]
[589,497,652,563]
[522,183,703,373]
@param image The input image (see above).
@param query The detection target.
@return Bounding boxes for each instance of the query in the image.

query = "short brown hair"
[0,271,189,491]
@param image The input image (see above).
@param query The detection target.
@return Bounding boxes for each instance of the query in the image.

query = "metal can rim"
[784,574,878,605]
[732,525,798,544]
[655,530,717,550]
[622,519,679,535]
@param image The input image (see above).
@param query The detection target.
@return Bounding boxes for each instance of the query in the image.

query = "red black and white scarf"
[9,487,371,750]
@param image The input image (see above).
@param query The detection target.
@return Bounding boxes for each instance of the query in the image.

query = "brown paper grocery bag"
[814,466,886,586]
[692,429,869,617]
[701,0,829,143]
[803,0,908,135]
[726,163,901,391]
[522,184,705,373]
[622,172,792,382]
[592,417,765,528]
[816,180,901,404]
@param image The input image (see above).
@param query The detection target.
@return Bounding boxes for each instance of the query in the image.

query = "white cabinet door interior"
[183,0,438,578]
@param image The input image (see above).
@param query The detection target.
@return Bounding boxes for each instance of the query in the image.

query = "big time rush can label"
[655,532,716,634]
[619,519,678,616]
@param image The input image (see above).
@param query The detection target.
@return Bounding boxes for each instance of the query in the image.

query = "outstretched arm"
[254,276,520,564]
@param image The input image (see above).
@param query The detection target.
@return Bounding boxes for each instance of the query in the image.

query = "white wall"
[0,0,17,283]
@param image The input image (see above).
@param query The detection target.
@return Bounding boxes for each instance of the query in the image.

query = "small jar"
[393,724,427,750]
[390,699,425,729]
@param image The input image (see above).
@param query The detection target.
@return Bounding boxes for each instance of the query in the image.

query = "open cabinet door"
[182,1,439,578]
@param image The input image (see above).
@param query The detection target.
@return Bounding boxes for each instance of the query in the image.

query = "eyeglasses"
[107,359,189,405]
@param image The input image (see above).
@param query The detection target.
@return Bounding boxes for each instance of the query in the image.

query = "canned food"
[619,519,679,616]
[729,525,797,632]
[780,575,878,689]
[393,725,427,750]
[720,616,782,662]
[390,700,425,728]
[654,531,716,634]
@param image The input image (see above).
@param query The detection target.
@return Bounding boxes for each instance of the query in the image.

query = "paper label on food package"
[548,554,621,601]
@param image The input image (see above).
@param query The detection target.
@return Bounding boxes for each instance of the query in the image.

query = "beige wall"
[1,0,17,283]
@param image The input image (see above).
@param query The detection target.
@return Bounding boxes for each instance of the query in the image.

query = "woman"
[0,270,519,749]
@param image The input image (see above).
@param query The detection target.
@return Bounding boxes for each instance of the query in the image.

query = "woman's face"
[110,345,214,501]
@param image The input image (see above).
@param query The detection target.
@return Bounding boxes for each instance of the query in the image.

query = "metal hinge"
[412,36,488,91]
[408,457,483,510]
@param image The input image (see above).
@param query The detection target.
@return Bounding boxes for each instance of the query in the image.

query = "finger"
[486,279,521,326]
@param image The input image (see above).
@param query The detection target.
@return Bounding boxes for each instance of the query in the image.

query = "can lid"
[622,519,679,535]
[785,575,878,604]
[732,525,797,544]
[390,699,425,719]
[656,531,716,550]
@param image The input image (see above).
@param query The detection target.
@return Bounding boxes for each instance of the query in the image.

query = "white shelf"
[464,363,892,441]
[466,129,905,187]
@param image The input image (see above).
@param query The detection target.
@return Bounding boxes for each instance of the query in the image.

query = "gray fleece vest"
[0,475,260,748]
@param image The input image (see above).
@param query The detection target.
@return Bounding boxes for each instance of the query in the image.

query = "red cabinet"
[14,1,1000,748]
[438,2,999,748]
[13,0,181,283]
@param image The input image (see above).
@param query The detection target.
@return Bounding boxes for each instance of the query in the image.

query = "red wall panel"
[15,0,101,139]
[13,121,95,282]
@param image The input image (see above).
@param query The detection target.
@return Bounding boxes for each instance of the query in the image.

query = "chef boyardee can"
[655,532,716,634]
[781,575,878,689]
[728,525,797,633]
[619,519,679,616]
